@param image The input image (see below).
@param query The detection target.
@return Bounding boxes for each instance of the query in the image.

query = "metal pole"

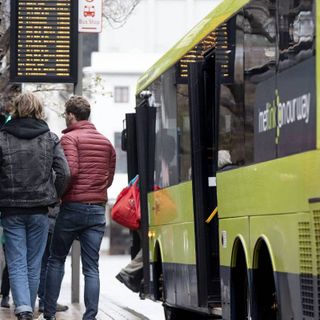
[71,31,83,304]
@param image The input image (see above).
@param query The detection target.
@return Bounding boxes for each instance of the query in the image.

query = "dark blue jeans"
[2,213,49,314]
[44,202,106,320]
[38,232,52,308]
[38,215,56,307]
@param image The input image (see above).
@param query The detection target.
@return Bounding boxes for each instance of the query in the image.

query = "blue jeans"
[44,202,106,320]
[38,215,56,306]
[2,213,49,314]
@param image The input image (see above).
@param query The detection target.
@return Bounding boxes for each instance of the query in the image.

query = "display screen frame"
[10,0,78,83]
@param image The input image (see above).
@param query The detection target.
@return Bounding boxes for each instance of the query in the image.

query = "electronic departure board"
[10,0,78,83]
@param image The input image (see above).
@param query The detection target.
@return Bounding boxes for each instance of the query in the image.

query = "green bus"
[123,0,318,319]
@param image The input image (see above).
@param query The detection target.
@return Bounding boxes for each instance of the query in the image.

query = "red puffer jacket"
[60,120,116,203]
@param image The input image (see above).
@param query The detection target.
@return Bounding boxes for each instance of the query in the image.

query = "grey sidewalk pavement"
[0,237,164,320]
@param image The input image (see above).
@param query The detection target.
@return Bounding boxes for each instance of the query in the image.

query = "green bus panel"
[317,0,320,148]
[149,222,196,265]
[148,181,194,226]
[220,210,320,319]
[219,217,250,268]
[217,150,320,219]
[219,211,318,275]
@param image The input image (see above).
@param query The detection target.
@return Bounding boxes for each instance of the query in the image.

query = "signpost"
[10,0,78,83]
[78,0,103,33]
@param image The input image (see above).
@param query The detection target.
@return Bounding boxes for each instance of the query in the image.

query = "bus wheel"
[253,241,278,320]
[164,305,212,320]
[164,305,184,320]
[231,243,250,320]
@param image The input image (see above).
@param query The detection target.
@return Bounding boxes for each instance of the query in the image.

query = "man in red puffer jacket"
[41,96,116,320]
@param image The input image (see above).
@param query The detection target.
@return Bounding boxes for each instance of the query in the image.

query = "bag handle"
[129,174,139,186]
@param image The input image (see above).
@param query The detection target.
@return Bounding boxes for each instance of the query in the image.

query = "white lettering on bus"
[258,92,311,133]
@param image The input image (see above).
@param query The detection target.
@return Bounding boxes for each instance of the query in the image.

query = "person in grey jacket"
[0,91,70,320]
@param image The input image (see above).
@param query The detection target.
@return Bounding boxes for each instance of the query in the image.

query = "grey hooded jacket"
[0,118,70,208]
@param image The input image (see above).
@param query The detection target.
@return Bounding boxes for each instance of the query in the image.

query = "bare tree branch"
[0,0,18,108]
[0,27,10,57]
[103,0,141,28]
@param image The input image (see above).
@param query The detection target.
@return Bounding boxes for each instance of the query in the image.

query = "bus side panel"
[217,151,320,218]
[149,222,198,308]
[250,212,316,319]
[162,261,198,308]
[317,0,320,149]
[148,181,194,226]
[148,182,198,306]
[219,217,250,320]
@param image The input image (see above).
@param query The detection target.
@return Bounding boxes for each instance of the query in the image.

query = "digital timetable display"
[10,0,78,83]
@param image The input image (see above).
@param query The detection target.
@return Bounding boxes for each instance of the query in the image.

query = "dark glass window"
[218,0,316,167]
[277,0,316,156]
[279,0,315,71]
[114,132,127,173]
[244,0,277,163]
[218,15,245,168]
[148,66,191,189]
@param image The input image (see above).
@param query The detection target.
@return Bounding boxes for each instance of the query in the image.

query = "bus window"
[279,0,315,71]
[218,15,245,167]
[244,0,277,163]
[176,84,191,182]
[151,66,191,189]
[277,0,316,156]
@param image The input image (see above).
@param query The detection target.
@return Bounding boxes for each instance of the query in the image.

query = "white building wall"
[99,0,221,54]
[90,73,139,199]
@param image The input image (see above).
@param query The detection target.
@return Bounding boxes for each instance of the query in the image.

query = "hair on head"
[65,95,91,121]
[12,91,44,120]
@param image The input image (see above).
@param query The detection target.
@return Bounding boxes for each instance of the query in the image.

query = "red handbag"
[111,176,140,230]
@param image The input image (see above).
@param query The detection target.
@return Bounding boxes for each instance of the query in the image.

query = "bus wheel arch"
[230,237,250,320]
[252,237,279,320]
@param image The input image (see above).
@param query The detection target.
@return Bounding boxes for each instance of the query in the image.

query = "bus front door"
[188,56,221,309]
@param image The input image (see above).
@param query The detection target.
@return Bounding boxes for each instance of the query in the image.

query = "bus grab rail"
[205,207,218,224]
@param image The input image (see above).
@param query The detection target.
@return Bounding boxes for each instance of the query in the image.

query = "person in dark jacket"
[0,113,5,127]
[0,103,12,128]
[0,91,70,320]
[0,103,12,309]
[41,95,116,320]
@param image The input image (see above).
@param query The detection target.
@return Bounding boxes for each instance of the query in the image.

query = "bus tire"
[164,305,212,320]
[164,305,183,320]
[252,241,278,320]
[231,241,250,320]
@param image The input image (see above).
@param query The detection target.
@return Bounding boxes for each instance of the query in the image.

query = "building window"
[114,132,127,173]
[114,86,129,103]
